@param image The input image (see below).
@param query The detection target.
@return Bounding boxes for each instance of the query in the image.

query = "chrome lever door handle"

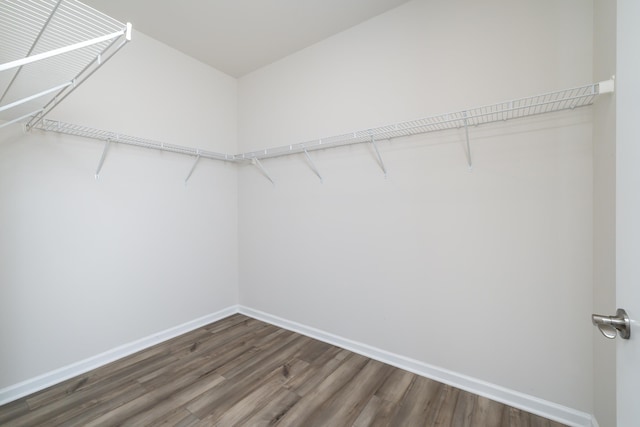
[592,308,631,340]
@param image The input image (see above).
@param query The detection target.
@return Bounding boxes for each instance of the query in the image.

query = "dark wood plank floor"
[0,314,567,426]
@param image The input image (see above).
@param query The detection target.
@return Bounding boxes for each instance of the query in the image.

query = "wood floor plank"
[42,382,148,427]
[389,374,441,425]
[530,413,553,427]
[0,314,568,427]
[202,313,250,334]
[5,352,173,426]
[119,374,226,426]
[81,371,221,426]
[470,394,505,425]
[352,394,384,427]
[204,376,285,426]
[136,322,279,391]
[451,389,477,426]
[302,359,393,427]
[186,334,311,421]
[238,385,301,427]
[23,347,173,411]
[295,339,333,363]
[274,352,370,427]
[200,359,308,425]
[215,329,297,380]
[212,328,292,379]
[375,368,415,403]
[430,384,461,425]
[280,358,311,384]
[368,398,404,427]
[503,406,532,427]
[162,316,269,366]
[0,399,28,425]
[284,346,347,396]
[3,381,147,427]
[365,370,416,427]
[152,408,199,427]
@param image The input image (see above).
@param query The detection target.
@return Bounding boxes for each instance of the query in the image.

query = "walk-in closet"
[1,1,638,426]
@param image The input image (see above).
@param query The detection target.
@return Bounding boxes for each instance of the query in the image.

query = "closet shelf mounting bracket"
[303,148,323,183]
[95,139,111,179]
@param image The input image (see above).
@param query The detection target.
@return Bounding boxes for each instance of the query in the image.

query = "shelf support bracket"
[303,149,323,183]
[184,153,201,184]
[462,112,473,169]
[370,135,387,177]
[95,140,111,179]
[252,158,275,184]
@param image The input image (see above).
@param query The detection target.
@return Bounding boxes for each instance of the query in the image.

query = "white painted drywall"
[0,31,238,389]
[592,1,616,426]
[238,0,595,413]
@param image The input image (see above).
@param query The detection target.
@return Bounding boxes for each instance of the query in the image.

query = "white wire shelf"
[239,80,610,161]
[0,0,131,130]
[36,119,238,162]
[29,79,613,182]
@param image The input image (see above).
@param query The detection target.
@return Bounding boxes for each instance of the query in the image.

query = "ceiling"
[82,0,411,78]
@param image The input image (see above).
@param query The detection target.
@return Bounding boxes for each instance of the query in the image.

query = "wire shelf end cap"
[598,79,615,94]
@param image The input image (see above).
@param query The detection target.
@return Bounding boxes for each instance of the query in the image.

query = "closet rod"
[29,79,614,170]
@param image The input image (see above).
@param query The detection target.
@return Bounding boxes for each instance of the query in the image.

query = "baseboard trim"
[0,305,238,406]
[238,305,593,427]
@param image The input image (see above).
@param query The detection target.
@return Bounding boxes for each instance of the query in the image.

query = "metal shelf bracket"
[95,140,111,179]
[462,112,473,169]
[370,135,387,177]
[184,153,201,184]
[303,149,323,183]
[252,158,275,184]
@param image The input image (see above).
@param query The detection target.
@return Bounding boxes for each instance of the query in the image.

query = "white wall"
[238,0,595,413]
[0,31,238,389]
[592,1,616,426]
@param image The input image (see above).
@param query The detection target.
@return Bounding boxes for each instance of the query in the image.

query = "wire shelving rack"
[0,0,131,131]
[31,80,613,182]
[0,1,614,182]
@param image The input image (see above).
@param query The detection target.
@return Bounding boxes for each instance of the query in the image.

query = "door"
[616,1,640,425]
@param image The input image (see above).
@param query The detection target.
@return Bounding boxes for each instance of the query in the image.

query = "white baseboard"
[0,305,238,406]
[238,305,594,427]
